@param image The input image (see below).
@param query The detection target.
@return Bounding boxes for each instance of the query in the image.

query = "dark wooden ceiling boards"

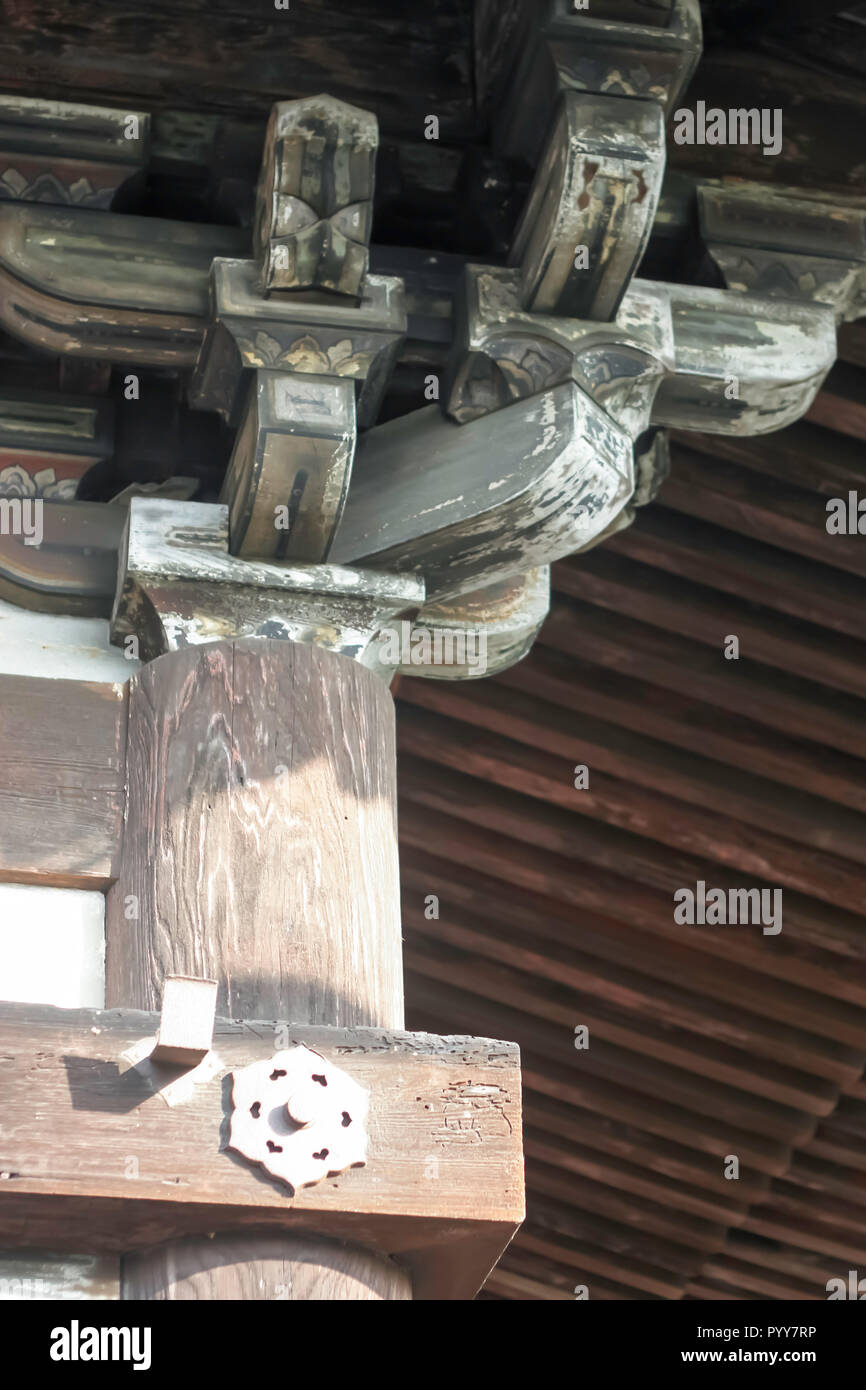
[396,383,866,1299]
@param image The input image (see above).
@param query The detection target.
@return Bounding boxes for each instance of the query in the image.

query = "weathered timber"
[124,1236,410,1301]
[331,382,633,600]
[0,1003,524,1301]
[104,635,423,1299]
[105,639,403,1032]
[382,569,550,683]
[220,372,356,562]
[508,92,666,320]
[0,673,126,890]
[0,502,122,614]
[0,204,246,365]
[697,182,866,322]
[395,703,866,914]
[0,95,149,209]
[110,497,423,670]
[486,0,702,163]
[0,1,476,141]
[397,677,866,870]
[397,762,866,1011]
[446,267,837,437]
[0,390,113,500]
[255,97,377,297]
[190,258,405,429]
[497,645,866,816]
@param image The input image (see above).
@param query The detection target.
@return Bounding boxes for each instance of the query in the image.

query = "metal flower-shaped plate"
[228,1044,369,1191]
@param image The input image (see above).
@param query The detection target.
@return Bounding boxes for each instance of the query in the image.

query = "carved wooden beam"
[255,96,377,298]
[219,371,356,561]
[485,0,703,165]
[0,501,121,614]
[508,90,666,320]
[697,181,866,323]
[0,95,149,209]
[0,1002,523,1300]
[110,496,423,670]
[0,203,245,365]
[331,381,633,601]
[383,568,551,683]
[445,266,837,437]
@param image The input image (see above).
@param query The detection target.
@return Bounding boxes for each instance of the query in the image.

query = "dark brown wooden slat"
[524,1132,752,1229]
[672,423,866,498]
[515,1226,687,1299]
[400,675,866,864]
[399,763,866,1007]
[661,447,866,578]
[807,361,866,441]
[404,905,847,1111]
[521,1095,772,1204]
[399,808,866,1044]
[554,547,866,700]
[400,857,864,1082]
[498,647,866,815]
[526,1161,729,1253]
[0,672,126,889]
[607,505,866,642]
[539,598,866,760]
[397,701,866,904]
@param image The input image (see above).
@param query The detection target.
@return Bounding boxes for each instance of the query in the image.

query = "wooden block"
[697,182,866,322]
[0,673,126,890]
[331,380,633,600]
[151,976,218,1067]
[110,497,423,666]
[509,91,665,320]
[255,96,377,297]
[0,1003,525,1301]
[220,371,356,562]
[491,0,702,163]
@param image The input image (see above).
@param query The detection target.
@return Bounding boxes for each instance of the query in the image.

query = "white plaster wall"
[0,597,137,681]
[0,599,137,1009]
[0,883,105,1007]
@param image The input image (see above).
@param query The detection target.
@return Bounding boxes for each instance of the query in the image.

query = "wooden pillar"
[105,637,411,1299]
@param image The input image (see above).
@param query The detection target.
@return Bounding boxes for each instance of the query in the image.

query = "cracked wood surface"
[0,1003,523,1300]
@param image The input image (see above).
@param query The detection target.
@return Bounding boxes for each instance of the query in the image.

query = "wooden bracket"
[0,390,114,502]
[189,257,406,430]
[0,95,150,210]
[697,181,866,324]
[0,1003,525,1301]
[377,569,551,683]
[0,202,244,366]
[110,496,423,668]
[484,0,702,164]
[508,90,666,320]
[255,96,377,298]
[445,265,837,438]
[150,976,218,1068]
[331,380,633,601]
[219,370,356,562]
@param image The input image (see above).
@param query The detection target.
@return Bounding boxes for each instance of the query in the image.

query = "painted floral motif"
[0,464,77,500]
[239,330,371,378]
[0,166,111,208]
